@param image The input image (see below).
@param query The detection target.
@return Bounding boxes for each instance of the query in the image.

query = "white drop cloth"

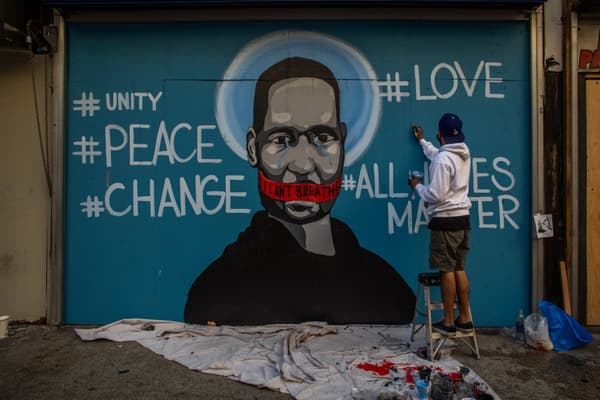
[76,319,499,400]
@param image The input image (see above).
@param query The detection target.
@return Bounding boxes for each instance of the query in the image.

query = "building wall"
[0,52,50,322]
[578,20,600,324]
[3,4,544,326]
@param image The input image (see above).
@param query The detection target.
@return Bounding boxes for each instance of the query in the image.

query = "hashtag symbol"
[80,195,105,218]
[72,91,101,117]
[377,72,410,103]
[72,136,102,164]
[341,174,357,191]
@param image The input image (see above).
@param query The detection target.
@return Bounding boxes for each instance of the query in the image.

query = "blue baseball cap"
[438,113,465,144]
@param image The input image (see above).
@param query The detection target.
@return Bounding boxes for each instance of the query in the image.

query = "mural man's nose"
[287,136,317,177]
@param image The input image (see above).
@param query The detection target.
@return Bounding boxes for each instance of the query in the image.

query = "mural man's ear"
[247,128,258,167]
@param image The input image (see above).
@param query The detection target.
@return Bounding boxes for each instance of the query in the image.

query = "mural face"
[248,60,347,223]
[65,22,533,326]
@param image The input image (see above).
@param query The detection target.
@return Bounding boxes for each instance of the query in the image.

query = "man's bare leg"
[440,271,456,326]
[455,270,471,323]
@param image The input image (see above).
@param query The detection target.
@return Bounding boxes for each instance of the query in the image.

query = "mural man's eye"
[313,132,336,145]
[269,133,294,146]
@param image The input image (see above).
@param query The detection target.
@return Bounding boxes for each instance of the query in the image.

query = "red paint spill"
[448,372,462,382]
[404,367,415,384]
[356,361,395,376]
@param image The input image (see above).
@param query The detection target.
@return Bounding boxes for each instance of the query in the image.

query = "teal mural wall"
[65,21,531,325]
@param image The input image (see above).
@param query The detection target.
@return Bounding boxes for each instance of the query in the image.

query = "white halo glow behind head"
[215,30,381,167]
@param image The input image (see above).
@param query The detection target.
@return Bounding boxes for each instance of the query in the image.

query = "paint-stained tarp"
[76,319,500,399]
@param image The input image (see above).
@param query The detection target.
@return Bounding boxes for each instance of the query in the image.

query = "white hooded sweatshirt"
[415,138,471,218]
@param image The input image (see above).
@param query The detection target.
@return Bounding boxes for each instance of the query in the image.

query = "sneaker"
[432,321,456,336]
[454,319,474,332]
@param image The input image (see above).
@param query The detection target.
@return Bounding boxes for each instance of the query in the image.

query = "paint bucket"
[0,315,9,339]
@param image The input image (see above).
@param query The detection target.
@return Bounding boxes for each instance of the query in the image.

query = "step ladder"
[410,272,480,361]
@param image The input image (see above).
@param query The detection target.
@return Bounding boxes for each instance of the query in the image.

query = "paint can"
[0,315,9,339]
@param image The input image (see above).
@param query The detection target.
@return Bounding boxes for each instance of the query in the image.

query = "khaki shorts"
[429,229,470,272]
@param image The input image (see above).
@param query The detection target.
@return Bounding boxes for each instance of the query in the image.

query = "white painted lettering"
[171,122,195,164]
[472,157,490,194]
[470,196,497,229]
[485,62,505,99]
[196,125,222,164]
[225,175,251,213]
[389,162,407,199]
[105,124,128,168]
[118,92,129,110]
[133,178,155,217]
[492,157,515,191]
[157,177,180,217]
[498,194,520,229]
[387,201,413,234]
[147,92,163,111]
[355,164,374,199]
[200,175,225,215]
[431,63,458,99]
[104,182,131,216]
[152,121,174,165]
[414,64,436,101]
[129,124,152,166]
[106,175,250,218]
[372,163,387,199]
[105,91,163,111]
[454,61,484,97]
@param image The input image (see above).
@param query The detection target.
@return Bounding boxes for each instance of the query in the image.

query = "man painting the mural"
[409,113,473,336]
[184,57,415,326]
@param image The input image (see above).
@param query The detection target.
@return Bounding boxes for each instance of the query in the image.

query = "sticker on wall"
[533,213,554,239]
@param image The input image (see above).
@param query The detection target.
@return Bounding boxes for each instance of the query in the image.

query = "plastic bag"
[524,313,554,351]
[539,300,592,351]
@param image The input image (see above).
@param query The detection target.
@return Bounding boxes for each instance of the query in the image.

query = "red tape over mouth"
[259,171,341,203]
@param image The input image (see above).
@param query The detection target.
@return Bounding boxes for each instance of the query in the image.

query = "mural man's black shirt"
[184,211,415,325]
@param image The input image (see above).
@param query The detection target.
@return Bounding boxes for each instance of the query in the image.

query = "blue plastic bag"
[539,300,593,351]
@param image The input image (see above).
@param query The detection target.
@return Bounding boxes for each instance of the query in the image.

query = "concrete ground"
[0,323,599,400]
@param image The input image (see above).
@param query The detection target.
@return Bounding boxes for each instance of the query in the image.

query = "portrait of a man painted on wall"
[184,56,415,325]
